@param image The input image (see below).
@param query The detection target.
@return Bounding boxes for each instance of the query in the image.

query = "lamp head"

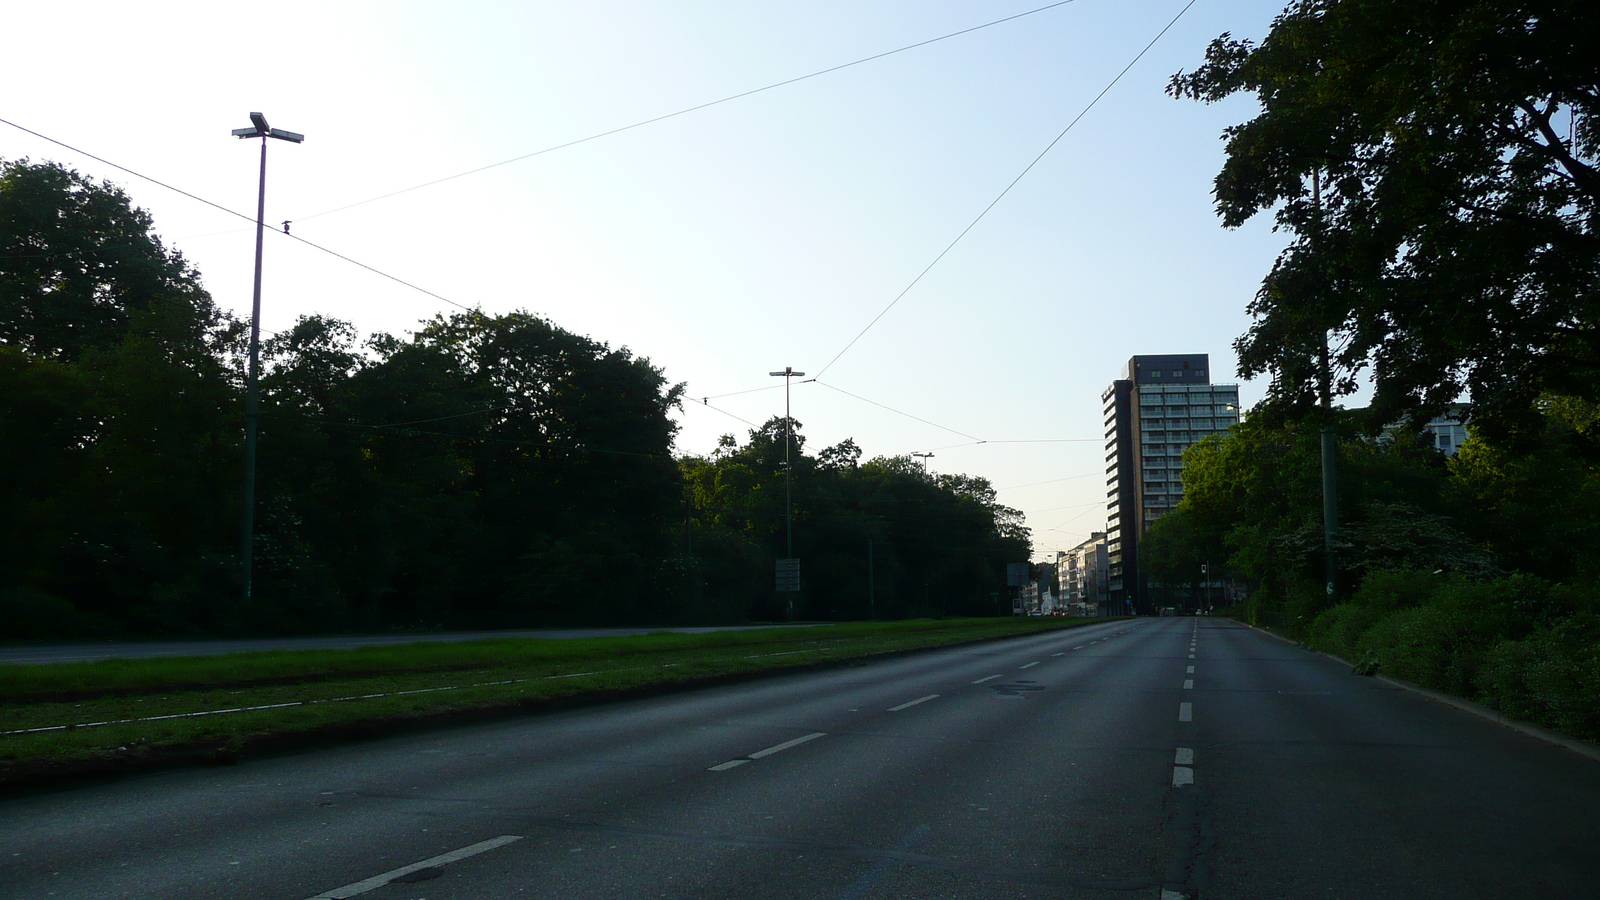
[249,112,269,132]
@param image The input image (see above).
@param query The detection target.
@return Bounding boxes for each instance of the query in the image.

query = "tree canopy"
[1169,0,1600,438]
[681,422,1030,622]
[0,158,1030,638]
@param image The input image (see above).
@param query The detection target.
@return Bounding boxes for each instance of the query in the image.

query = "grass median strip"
[0,617,1107,783]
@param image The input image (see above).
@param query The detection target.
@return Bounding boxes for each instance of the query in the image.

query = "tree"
[0,159,231,365]
[1169,1,1600,439]
[0,160,241,637]
[679,422,1028,622]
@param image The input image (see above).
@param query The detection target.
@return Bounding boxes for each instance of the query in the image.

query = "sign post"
[775,558,801,617]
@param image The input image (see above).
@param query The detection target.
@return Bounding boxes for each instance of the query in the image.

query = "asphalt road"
[4,617,1597,899]
[0,625,823,665]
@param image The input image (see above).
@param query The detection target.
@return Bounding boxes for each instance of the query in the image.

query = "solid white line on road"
[749,732,828,759]
[1172,766,1194,787]
[708,759,749,771]
[1175,747,1194,765]
[1186,665,1194,674]
[1183,679,1194,690]
[1019,661,1040,669]
[1179,702,1193,722]
[971,674,1003,684]
[888,694,940,712]
[304,835,523,899]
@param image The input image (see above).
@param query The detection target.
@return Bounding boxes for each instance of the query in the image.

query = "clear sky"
[2,0,1294,561]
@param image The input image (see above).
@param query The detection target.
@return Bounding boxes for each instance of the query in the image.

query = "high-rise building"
[1102,355,1239,613]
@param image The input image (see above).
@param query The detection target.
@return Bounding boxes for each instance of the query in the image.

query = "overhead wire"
[812,379,981,441]
[814,0,1202,377]
[682,396,763,428]
[0,116,481,314]
[290,0,1083,222]
[996,473,1098,491]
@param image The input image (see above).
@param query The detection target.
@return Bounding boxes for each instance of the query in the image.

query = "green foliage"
[1157,5,1600,742]
[0,158,1026,638]
[1,161,241,637]
[1169,1,1600,439]
[1479,613,1600,742]
[681,424,1028,622]
[1449,408,1600,580]
[1305,602,1384,661]
[1164,413,1484,622]
[1349,568,1446,614]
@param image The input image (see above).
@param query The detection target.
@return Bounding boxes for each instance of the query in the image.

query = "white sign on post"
[775,558,800,593]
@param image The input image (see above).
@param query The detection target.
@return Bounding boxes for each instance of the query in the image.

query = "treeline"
[0,159,1027,639]
[681,427,1031,623]
[1142,407,1600,741]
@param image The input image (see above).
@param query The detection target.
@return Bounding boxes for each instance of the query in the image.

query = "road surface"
[3,617,1596,898]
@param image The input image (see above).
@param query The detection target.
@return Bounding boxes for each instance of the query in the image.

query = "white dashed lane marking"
[709,732,827,771]
[1019,661,1040,669]
[1183,679,1194,689]
[749,732,826,759]
[971,674,1002,684]
[888,694,940,712]
[1186,665,1194,674]
[1172,747,1195,788]
[303,835,523,899]
[1179,702,1193,722]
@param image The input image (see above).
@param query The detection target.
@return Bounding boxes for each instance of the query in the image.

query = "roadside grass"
[0,617,1100,780]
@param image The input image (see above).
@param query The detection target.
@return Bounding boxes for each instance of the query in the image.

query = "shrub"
[1306,602,1384,659]
[1349,568,1447,613]
[1478,613,1600,742]
[1355,604,1485,695]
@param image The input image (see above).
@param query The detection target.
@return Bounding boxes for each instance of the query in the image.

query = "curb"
[1239,622,1600,764]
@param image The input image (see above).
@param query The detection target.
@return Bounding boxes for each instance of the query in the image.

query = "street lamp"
[911,451,936,477]
[233,112,304,605]
[769,367,805,617]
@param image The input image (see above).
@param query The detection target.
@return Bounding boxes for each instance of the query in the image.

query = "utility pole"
[1314,168,1339,603]
[769,366,806,618]
[232,113,303,606]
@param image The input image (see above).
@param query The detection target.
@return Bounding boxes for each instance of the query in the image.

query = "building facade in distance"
[1102,355,1239,614]
[1421,405,1469,456]
[1058,532,1111,616]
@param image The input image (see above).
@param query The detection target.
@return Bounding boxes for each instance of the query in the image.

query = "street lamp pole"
[768,367,806,558]
[1312,169,1340,604]
[232,113,303,605]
